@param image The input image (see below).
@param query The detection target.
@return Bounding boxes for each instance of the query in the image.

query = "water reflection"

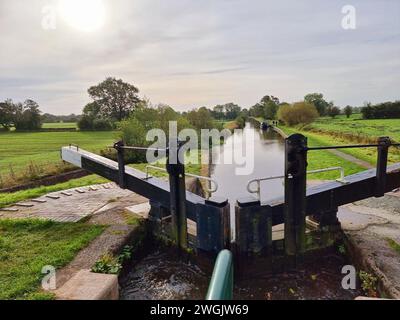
[210,123,285,237]
[211,122,285,203]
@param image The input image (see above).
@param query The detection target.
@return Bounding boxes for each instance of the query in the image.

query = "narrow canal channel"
[210,121,285,239]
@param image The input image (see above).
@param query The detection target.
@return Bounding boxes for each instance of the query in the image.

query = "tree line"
[0,99,42,131]
[361,101,400,119]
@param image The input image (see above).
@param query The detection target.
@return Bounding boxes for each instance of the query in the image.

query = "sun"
[58,0,106,32]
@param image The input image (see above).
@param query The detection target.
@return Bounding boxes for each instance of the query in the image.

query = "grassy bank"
[281,126,365,179]
[0,130,116,187]
[310,115,400,142]
[0,219,104,300]
[282,120,400,166]
[0,175,108,208]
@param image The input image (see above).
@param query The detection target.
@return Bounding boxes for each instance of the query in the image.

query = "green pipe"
[206,250,233,300]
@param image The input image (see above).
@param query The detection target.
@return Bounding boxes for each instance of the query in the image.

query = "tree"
[327,105,341,118]
[250,95,280,119]
[0,99,17,130]
[304,93,329,116]
[277,102,319,126]
[212,105,225,120]
[13,100,42,131]
[186,107,214,130]
[88,77,142,121]
[344,105,353,118]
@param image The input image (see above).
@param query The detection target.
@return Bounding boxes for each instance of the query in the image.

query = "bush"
[361,101,400,119]
[117,117,148,163]
[93,119,113,131]
[277,102,318,126]
[77,116,93,131]
[78,117,113,131]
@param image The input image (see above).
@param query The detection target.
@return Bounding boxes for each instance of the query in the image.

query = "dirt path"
[328,149,374,169]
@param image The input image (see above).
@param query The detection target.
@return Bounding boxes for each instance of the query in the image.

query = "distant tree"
[224,103,241,120]
[212,103,241,120]
[88,77,142,121]
[304,93,329,116]
[361,101,400,119]
[327,104,341,118]
[186,107,214,130]
[344,105,353,118]
[250,95,280,119]
[277,102,318,126]
[212,105,225,120]
[0,99,17,130]
[14,99,42,131]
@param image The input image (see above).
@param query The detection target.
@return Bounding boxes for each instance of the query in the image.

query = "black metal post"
[284,134,308,257]
[166,141,188,250]
[375,136,390,197]
[114,140,126,189]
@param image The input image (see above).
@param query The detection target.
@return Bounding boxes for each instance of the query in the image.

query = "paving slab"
[0,183,136,223]
[55,270,119,300]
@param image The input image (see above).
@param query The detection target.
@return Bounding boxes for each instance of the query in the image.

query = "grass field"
[281,126,365,179]
[0,131,117,181]
[0,219,104,300]
[42,122,77,129]
[287,115,400,166]
[309,115,400,142]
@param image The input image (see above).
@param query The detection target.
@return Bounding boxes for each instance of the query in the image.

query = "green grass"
[298,126,399,166]
[0,219,105,300]
[387,238,400,255]
[311,115,400,142]
[42,122,77,129]
[298,116,400,165]
[282,126,365,180]
[0,175,108,208]
[0,131,117,177]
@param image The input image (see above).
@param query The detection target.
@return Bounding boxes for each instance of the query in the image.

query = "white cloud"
[0,0,399,114]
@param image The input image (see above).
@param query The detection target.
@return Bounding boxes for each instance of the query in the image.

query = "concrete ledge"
[55,270,119,300]
[355,297,392,300]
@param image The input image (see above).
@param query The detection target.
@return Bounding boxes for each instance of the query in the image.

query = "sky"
[0,0,399,115]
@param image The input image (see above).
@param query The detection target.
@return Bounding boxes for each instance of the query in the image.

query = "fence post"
[284,134,308,257]
[166,141,188,250]
[114,140,126,189]
[375,136,391,197]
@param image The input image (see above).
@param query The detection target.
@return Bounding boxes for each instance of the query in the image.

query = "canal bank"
[272,123,400,299]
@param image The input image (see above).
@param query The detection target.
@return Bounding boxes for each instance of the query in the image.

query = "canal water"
[211,122,285,204]
[210,122,285,239]
[120,248,362,300]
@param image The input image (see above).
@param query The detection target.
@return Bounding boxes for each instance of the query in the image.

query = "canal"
[210,121,285,239]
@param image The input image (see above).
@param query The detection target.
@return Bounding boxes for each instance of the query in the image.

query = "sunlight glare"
[58,0,106,32]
